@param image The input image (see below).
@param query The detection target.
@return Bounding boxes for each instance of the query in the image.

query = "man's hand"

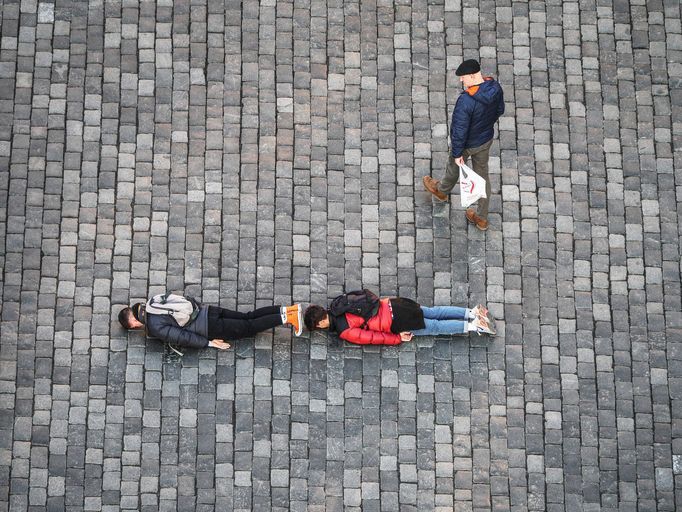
[455,156,465,166]
[209,339,232,350]
[399,332,413,342]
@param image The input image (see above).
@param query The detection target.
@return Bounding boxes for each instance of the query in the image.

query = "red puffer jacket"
[339,299,401,345]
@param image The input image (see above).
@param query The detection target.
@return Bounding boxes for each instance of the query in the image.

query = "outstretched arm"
[208,339,232,350]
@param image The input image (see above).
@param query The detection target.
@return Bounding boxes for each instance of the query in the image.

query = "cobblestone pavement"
[1,0,681,511]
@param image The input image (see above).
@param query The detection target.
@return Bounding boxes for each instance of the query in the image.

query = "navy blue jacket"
[450,78,504,158]
[145,304,210,349]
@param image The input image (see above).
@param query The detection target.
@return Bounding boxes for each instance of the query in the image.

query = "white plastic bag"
[459,163,487,208]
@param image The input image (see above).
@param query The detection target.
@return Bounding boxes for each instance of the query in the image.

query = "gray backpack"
[145,293,200,327]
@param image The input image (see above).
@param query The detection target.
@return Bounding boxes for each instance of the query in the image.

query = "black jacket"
[145,304,210,348]
[450,78,504,157]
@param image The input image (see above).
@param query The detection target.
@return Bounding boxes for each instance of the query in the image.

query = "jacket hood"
[466,78,502,105]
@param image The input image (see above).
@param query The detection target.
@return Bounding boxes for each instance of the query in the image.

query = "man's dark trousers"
[207,306,283,340]
[439,139,493,219]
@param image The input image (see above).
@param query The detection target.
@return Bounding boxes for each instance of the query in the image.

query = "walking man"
[423,59,504,231]
[303,290,495,345]
[118,292,303,350]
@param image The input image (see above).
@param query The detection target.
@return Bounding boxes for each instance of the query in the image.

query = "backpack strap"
[359,300,380,330]
[331,310,372,333]
[146,296,177,317]
[326,290,380,338]
[146,297,173,317]
[329,312,349,335]
[146,294,200,325]
[185,295,201,323]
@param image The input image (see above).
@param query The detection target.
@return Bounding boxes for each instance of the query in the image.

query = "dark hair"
[118,307,136,329]
[304,305,328,331]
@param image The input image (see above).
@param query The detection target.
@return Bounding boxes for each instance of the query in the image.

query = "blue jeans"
[411,306,471,336]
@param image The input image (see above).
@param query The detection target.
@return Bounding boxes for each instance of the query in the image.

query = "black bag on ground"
[328,289,380,333]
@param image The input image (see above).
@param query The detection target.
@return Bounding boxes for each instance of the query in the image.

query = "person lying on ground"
[118,292,303,350]
[303,289,495,345]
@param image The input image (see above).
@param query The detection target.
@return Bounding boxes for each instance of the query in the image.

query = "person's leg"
[412,318,467,336]
[214,305,281,320]
[245,314,284,334]
[246,306,282,319]
[212,307,246,320]
[468,139,492,219]
[210,304,302,338]
[208,314,284,340]
[420,305,471,321]
[439,146,472,194]
[438,155,460,194]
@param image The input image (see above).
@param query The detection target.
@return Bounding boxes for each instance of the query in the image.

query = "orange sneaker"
[285,304,303,336]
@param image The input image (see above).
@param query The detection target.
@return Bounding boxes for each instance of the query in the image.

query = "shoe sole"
[294,305,303,336]
[473,305,490,319]
[486,312,497,333]
[473,304,488,318]
[466,214,489,231]
[481,313,496,335]
[472,317,495,336]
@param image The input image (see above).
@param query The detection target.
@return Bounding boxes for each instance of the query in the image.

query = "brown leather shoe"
[466,208,489,231]
[422,176,448,202]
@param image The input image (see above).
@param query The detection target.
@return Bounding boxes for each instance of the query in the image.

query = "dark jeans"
[207,305,282,340]
[439,138,493,219]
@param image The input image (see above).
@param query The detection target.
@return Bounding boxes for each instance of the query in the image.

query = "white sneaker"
[472,316,496,336]
[472,304,496,332]
[471,304,488,319]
